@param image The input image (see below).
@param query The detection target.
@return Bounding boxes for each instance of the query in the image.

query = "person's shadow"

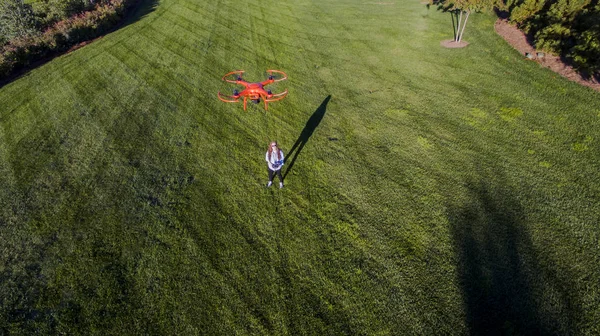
[284,95,331,179]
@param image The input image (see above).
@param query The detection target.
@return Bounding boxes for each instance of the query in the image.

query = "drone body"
[218,70,288,110]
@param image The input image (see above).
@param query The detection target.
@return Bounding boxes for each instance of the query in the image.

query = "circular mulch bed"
[441,39,469,48]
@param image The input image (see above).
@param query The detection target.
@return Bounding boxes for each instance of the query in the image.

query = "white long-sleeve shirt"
[266,149,285,171]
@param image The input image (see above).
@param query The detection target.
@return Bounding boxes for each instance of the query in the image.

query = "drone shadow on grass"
[283,95,331,180]
[448,176,581,335]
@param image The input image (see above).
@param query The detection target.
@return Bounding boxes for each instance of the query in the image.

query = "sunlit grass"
[0,0,599,334]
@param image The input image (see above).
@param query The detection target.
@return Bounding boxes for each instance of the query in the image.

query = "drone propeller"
[217,91,239,103]
[222,70,245,83]
[265,90,288,102]
[266,70,287,82]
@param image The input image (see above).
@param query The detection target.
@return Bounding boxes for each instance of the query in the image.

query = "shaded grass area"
[449,175,583,335]
[0,0,160,89]
[0,0,599,334]
[284,95,331,179]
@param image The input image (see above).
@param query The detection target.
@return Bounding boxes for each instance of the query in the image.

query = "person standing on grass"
[266,141,285,188]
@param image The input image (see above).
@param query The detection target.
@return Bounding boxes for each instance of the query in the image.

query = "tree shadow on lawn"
[0,0,159,89]
[121,0,159,27]
[448,176,582,335]
[283,95,331,180]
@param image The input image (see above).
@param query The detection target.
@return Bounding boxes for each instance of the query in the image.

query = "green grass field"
[1,0,599,334]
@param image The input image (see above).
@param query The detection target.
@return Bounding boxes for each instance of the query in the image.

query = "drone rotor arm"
[260,79,275,86]
[218,92,240,103]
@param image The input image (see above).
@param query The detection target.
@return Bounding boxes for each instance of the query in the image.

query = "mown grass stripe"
[0,0,599,334]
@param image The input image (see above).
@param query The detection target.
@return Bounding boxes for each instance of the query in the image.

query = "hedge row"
[0,0,135,80]
[506,0,600,76]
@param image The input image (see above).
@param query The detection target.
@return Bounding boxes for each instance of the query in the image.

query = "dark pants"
[268,168,283,182]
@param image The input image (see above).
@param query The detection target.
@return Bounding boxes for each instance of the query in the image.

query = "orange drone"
[218,70,288,110]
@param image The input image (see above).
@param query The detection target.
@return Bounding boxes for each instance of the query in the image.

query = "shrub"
[0,0,40,43]
[569,3,600,74]
[571,29,600,74]
[32,0,96,26]
[534,23,572,53]
[0,0,137,80]
[509,0,545,25]
[507,0,600,77]
[0,53,12,77]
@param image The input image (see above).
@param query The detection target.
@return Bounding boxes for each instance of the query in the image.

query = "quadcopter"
[218,70,288,110]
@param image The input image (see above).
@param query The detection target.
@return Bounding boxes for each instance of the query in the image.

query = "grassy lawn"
[1,0,599,334]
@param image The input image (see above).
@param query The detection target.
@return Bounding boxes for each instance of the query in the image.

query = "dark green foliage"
[506,0,600,75]
[509,0,542,23]
[0,0,133,78]
[0,0,39,45]
[32,0,95,26]
[0,0,101,47]
[571,2,600,73]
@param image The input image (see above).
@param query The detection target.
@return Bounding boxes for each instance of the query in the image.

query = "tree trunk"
[455,10,463,42]
[451,10,457,41]
[457,10,470,43]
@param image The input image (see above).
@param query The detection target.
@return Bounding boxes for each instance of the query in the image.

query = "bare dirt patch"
[495,19,600,92]
[441,39,469,48]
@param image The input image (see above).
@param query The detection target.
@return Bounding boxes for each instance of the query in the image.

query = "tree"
[0,0,38,45]
[433,0,501,43]
[31,0,95,26]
